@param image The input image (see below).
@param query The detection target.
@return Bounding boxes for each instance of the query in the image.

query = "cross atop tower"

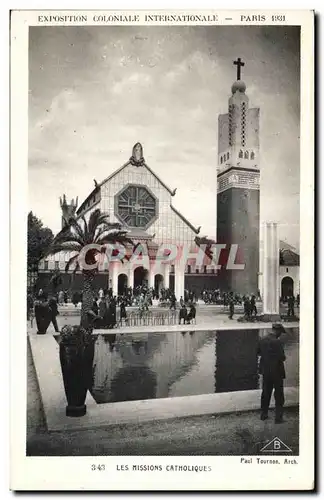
[233,57,245,80]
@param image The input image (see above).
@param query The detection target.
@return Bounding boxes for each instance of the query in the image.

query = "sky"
[29,25,300,248]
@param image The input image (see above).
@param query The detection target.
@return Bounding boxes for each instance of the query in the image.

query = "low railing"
[116,310,179,327]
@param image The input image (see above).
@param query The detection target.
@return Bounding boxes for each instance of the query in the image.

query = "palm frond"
[87,209,103,238]
[81,215,88,238]
[45,242,82,257]
[68,217,86,243]
[52,231,84,247]
[94,223,123,243]
[94,213,111,228]
[72,259,81,274]
[97,232,133,246]
[65,253,79,272]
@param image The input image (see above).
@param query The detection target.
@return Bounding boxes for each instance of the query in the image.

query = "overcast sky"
[29,25,300,248]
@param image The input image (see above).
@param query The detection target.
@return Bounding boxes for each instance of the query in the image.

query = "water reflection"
[103,333,116,352]
[111,366,157,402]
[215,329,259,393]
[89,328,299,404]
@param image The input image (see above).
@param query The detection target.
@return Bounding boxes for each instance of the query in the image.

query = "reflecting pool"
[89,328,299,404]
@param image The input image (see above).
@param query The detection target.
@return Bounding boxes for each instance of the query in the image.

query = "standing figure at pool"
[257,323,286,423]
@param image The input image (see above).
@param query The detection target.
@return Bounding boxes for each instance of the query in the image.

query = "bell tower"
[60,194,78,228]
[217,58,260,295]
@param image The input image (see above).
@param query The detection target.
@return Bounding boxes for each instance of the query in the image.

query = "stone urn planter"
[34,299,51,334]
[59,325,95,417]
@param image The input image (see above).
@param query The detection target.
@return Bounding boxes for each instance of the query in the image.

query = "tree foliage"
[27,211,54,271]
[45,208,132,330]
[46,208,132,273]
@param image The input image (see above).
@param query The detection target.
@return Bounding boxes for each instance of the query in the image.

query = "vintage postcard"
[10,9,314,491]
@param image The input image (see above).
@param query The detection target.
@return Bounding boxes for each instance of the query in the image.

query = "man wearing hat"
[257,323,286,423]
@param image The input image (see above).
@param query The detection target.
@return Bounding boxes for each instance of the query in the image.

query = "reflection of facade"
[91,331,214,403]
[92,335,123,403]
[215,329,259,393]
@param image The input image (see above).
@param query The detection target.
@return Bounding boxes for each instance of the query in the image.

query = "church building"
[38,143,217,297]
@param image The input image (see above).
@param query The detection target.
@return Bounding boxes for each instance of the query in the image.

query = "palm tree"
[46,209,132,331]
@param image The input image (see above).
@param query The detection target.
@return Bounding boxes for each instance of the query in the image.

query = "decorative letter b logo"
[274,440,281,450]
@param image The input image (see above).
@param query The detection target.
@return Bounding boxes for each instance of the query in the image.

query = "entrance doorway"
[281,276,294,300]
[118,274,128,296]
[154,274,164,298]
[133,266,149,289]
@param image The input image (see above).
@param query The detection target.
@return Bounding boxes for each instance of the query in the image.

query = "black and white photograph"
[10,10,314,491]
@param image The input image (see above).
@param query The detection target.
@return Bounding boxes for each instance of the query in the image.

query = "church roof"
[76,186,100,215]
[279,240,298,253]
[170,204,201,235]
[99,160,176,197]
[75,144,201,236]
[280,249,299,266]
[76,160,176,216]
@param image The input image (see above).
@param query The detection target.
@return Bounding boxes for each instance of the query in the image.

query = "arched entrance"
[154,274,164,297]
[281,276,294,300]
[118,273,128,296]
[133,266,148,289]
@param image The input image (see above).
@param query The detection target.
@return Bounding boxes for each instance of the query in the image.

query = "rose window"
[115,184,157,229]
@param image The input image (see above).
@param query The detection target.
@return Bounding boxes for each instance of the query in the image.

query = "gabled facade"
[38,143,218,298]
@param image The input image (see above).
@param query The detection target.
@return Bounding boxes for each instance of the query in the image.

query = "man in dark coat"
[187,303,196,324]
[243,296,252,320]
[48,295,60,333]
[257,323,286,423]
[98,297,107,328]
[170,294,177,311]
[108,296,117,329]
[228,292,235,319]
[92,297,99,316]
[179,304,188,325]
[120,299,127,324]
[287,295,295,317]
[250,294,257,317]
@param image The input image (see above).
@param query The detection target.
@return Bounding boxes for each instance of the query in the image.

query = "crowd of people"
[27,284,200,332]
[27,283,300,333]
[201,288,262,306]
[227,292,258,321]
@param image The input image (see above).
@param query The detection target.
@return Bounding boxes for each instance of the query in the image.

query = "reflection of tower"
[215,329,259,393]
[60,194,78,229]
[217,58,260,294]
